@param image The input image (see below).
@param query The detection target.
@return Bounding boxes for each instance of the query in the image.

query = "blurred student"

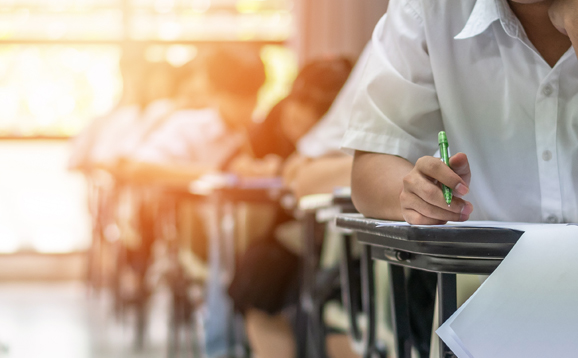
[228,58,354,358]
[281,44,371,198]
[230,58,353,179]
[126,47,264,186]
[125,46,266,358]
[68,54,146,172]
[115,55,212,173]
[113,61,180,169]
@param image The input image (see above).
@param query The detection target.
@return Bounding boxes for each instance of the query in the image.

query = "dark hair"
[206,47,266,97]
[289,58,353,116]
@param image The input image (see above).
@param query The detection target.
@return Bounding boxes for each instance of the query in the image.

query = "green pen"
[438,131,452,206]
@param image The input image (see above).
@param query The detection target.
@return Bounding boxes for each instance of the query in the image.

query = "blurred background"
[0,1,388,357]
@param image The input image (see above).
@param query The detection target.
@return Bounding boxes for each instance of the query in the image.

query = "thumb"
[449,152,471,187]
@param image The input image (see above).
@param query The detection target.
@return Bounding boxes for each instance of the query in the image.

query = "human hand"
[400,152,474,225]
[550,0,578,45]
[230,154,282,177]
[281,153,311,188]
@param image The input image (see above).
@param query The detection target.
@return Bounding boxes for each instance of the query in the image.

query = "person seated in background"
[118,46,266,358]
[68,51,147,172]
[125,46,264,187]
[227,57,356,358]
[229,58,353,180]
[114,52,213,176]
[280,44,371,199]
[112,60,180,173]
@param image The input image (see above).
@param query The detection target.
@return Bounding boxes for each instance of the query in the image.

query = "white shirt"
[341,0,578,223]
[132,108,245,168]
[87,105,141,164]
[297,42,373,158]
[117,99,176,159]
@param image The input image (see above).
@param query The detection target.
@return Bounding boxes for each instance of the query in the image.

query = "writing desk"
[298,189,389,358]
[187,176,291,357]
[335,214,523,358]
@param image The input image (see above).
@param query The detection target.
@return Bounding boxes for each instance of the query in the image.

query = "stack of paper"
[437,225,578,357]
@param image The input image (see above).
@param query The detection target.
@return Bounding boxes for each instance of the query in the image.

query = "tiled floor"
[0,282,198,358]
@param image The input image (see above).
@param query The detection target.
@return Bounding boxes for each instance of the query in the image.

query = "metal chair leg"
[340,234,362,343]
[361,245,379,358]
[388,263,412,358]
[437,273,457,358]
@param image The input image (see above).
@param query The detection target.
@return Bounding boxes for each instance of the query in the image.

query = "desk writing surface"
[336,214,524,259]
[189,174,288,203]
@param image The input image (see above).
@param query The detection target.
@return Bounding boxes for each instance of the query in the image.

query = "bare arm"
[352,150,474,224]
[351,151,413,220]
[285,155,353,198]
[124,160,216,188]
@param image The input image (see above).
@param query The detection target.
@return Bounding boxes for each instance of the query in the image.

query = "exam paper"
[373,220,547,231]
[437,225,578,357]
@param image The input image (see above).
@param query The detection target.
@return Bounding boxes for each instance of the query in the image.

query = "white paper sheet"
[436,225,578,357]
[374,220,550,231]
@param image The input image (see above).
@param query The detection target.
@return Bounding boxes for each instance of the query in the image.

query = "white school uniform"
[116,99,176,159]
[131,108,245,168]
[69,105,141,168]
[88,105,142,165]
[297,42,373,158]
[341,0,578,224]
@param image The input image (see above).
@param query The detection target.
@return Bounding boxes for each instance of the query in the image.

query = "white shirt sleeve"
[131,109,244,168]
[132,118,197,164]
[341,0,443,164]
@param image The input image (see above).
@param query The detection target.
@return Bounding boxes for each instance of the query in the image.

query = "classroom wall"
[292,0,389,64]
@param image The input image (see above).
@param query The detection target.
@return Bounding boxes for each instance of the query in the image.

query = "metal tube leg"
[437,273,457,358]
[388,264,412,358]
[361,245,378,358]
[340,234,362,343]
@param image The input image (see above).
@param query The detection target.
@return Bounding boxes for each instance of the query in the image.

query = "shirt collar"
[455,0,521,39]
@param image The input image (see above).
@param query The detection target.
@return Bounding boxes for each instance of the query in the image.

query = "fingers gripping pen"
[438,131,452,206]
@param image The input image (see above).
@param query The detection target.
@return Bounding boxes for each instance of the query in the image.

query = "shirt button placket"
[542,150,552,162]
[546,215,559,223]
[535,79,563,223]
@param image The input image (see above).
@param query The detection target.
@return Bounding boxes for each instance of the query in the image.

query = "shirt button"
[542,150,552,161]
[546,215,559,223]
[542,85,553,97]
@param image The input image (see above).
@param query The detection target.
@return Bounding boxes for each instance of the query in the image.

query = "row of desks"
[160,176,524,358]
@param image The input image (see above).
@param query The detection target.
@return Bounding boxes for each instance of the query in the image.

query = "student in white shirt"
[117,55,213,168]
[342,1,578,357]
[343,0,578,226]
[68,56,146,171]
[229,58,353,182]
[228,58,354,358]
[126,48,264,186]
[282,43,372,198]
[114,61,180,164]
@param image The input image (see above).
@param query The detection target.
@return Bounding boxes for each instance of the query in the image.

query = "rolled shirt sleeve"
[341,0,443,164]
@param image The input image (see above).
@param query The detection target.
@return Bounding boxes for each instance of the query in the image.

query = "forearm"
[291,156,353,198]
[351,151,414,220]
[125,160,216,187]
